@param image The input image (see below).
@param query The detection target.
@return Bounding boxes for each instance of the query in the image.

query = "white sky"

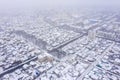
[0,0,120,9]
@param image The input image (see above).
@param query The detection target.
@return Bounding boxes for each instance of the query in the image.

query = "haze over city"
[0,0,120,9]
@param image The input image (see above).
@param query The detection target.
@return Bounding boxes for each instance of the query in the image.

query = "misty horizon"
[0,0,120,10]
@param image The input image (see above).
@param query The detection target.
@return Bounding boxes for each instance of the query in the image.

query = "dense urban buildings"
[0,8,120,80]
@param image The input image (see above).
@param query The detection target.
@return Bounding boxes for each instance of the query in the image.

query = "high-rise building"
[88,29,96,41]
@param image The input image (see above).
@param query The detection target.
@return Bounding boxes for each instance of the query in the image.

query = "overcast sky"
[0,0,120,9]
